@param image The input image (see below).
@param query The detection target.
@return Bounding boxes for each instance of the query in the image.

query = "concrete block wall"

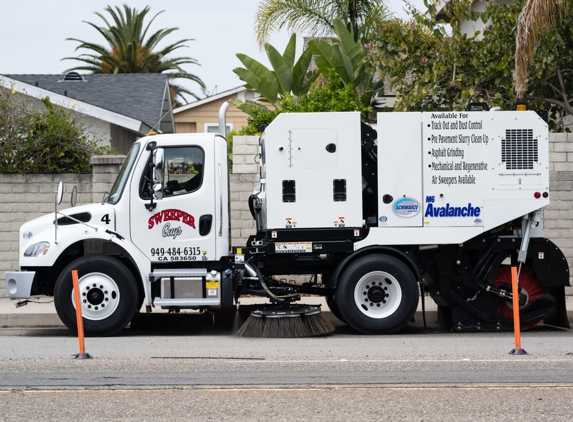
[0,156,126,297]
[90,155,127,203]
[546,133,573,293]
[229,136,260,247]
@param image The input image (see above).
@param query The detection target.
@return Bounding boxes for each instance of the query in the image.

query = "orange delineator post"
[511,266,521,348]
[72,270,91,359]
[509,265,527,355]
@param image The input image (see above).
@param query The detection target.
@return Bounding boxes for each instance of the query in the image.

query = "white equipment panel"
[260,112,363,229]
[377,112,423,227]
[421,111,549,229]
[358,110,550,248]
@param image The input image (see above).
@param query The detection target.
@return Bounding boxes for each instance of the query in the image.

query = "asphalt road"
[1,318,572,420]
[2,386,573,421]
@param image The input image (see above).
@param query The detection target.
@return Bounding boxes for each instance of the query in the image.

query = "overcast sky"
[1,0,425,100]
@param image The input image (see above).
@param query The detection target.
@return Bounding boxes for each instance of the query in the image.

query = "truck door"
[130,141,218,263]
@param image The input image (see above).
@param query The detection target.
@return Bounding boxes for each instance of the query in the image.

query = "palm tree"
[255,0,389,47]
[515,0,570,99]
[63,4,205,104]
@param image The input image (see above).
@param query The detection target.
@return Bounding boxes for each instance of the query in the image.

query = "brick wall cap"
[90,155,127,165]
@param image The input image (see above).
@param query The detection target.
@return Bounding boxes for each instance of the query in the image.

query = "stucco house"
[0,72,174,154]
[173,86,256,134]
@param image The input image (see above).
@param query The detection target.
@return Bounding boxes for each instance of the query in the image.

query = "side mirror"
[153,148,165,199]
[70,186,77,207]
[153,148,164,182]
[55,180,64,205]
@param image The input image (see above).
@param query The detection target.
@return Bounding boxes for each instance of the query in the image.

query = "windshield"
[107,143,141,204]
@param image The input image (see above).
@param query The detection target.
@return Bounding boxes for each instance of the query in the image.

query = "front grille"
[502,129,538,170]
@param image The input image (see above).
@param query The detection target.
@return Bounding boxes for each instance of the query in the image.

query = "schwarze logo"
[393,198,421,218]
[148,209,195,239]
[424,196,481,218]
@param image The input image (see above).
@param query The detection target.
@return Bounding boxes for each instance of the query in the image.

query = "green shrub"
[238,78,371,135]
[0,90,115,174]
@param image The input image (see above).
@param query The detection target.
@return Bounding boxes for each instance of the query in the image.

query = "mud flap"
[543,286,570,329]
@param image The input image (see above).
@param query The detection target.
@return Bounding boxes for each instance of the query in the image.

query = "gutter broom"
[237,263,335,338]
[237,304,335,338]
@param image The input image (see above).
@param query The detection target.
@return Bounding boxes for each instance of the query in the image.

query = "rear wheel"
[54,255,138,336]
[326,292,346,323]
[336,254,418,334]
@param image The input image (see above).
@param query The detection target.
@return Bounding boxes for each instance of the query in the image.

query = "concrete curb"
[0,313,64,329]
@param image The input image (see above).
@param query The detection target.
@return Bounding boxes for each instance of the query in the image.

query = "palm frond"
[63,4,205,103]
[255,0,388,47]
[515,0,569,98]
[144,28,182,50]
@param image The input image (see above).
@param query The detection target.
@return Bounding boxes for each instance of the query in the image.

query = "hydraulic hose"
[244,262,298,302]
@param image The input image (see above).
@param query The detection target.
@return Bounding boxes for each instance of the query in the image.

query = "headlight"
[24,242,50,257]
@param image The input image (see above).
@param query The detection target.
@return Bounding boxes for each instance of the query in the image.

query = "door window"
[140,146,204,198]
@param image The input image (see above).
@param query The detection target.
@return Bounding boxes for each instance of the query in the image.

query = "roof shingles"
[5,73,170,130]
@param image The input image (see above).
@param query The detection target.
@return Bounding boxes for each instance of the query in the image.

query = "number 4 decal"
[101,214,111,224]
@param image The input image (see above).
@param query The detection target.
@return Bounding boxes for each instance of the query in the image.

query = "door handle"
[199,214,213,236]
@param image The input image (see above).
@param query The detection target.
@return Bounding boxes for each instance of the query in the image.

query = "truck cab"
[6,132,231,336]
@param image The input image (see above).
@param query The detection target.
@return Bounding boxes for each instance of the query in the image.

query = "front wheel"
[54,255,138,336]
[335,254,418,334]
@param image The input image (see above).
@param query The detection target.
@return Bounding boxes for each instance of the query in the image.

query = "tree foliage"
[0,89,114,174]
[233,18,377,134]
[370,0,573,129]
[309,18,383,108]
[63,4,205,105]
[371,0,513,111]
[521,4,573,125]
[254,0,390,47]
[238,76,371,135]
[232,33,319,113]
[515,0,572,98]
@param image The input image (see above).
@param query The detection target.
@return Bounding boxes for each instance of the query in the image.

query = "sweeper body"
[6,107,570,336]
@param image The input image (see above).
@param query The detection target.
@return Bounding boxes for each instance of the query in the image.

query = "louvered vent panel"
[502,129,538,170]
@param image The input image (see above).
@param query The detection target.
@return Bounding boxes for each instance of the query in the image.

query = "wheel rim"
[354,271,402,319]
[71,272,120,321]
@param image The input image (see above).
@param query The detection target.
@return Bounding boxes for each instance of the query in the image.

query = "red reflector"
[534,192,541,199]
[542,192,549,198]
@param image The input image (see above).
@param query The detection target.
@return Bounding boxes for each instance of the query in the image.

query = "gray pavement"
[1,295,572,329]
[2,297,572,421]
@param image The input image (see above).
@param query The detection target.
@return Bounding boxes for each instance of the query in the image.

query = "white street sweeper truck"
[5,104,571,336]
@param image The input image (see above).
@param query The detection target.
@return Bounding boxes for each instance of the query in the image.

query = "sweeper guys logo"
[148,208,195,239]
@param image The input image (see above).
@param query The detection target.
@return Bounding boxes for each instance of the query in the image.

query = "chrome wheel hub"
[354,271,402,319]
[71,272,120,320]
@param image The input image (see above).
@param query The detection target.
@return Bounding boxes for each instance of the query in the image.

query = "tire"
[54,255,138,337]
[326,293,346,323]
[335,254,418,334]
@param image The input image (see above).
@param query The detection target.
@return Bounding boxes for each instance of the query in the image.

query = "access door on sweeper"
[130,135,222,264]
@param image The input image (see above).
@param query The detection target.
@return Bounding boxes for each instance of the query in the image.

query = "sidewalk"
[1,295,572,329]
